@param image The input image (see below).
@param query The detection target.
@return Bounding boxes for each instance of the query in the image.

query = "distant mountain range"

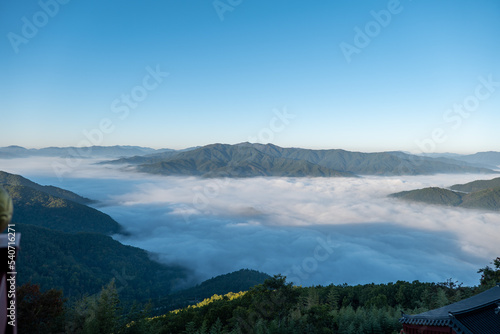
[0,145,170,158]
[390,177,500,211]
[2,143,498,177]
[422,152,500,169]
[101,143,498,177]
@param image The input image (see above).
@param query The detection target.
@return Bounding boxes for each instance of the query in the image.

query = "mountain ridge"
[390,177,500,211]
[5,184,122,234]
[450,177,500,193]
[419,151,500,169]
[0,170,92,204]
[101,143,498,177]
[137,143,356,178]
[0,145,171,159]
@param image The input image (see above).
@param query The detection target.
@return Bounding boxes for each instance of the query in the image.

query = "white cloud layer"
[2,157,499,287]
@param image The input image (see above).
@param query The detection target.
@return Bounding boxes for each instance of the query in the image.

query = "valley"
[1,145,499,332]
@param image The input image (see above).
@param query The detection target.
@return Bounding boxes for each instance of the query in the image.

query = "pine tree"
[185,321,197,334]
[95,279,121,333]
[327,288,340,310]
[69,279,121,334]
[435,288,449,308]
[209,318,223,334]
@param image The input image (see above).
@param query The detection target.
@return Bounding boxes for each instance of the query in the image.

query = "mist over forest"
[2,156,497,287]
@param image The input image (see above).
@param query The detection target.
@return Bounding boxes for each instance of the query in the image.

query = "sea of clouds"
[1,157,499,287]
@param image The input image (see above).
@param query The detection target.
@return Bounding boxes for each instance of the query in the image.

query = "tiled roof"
[452,305,500,334]
[400,285,500,334]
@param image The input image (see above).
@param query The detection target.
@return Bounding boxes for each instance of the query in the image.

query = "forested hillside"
[126,275,496,334]
[390,177,500,211]
[6,184,121,234]
[0,170,92,204]
[158,269,271,313]
[103,143,497,177]
[450,176,500,193]
[136,144,355,178]
[0,171,187,303]
[15,223,187,301]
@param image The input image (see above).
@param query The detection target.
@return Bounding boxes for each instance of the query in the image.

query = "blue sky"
[1,0,499,153]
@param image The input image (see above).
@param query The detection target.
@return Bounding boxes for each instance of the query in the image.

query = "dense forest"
[18,259,500,333]
[15,223,187,302]
[5,183,121,234]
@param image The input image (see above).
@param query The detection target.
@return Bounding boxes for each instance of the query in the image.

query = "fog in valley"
[2,157,498,288]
